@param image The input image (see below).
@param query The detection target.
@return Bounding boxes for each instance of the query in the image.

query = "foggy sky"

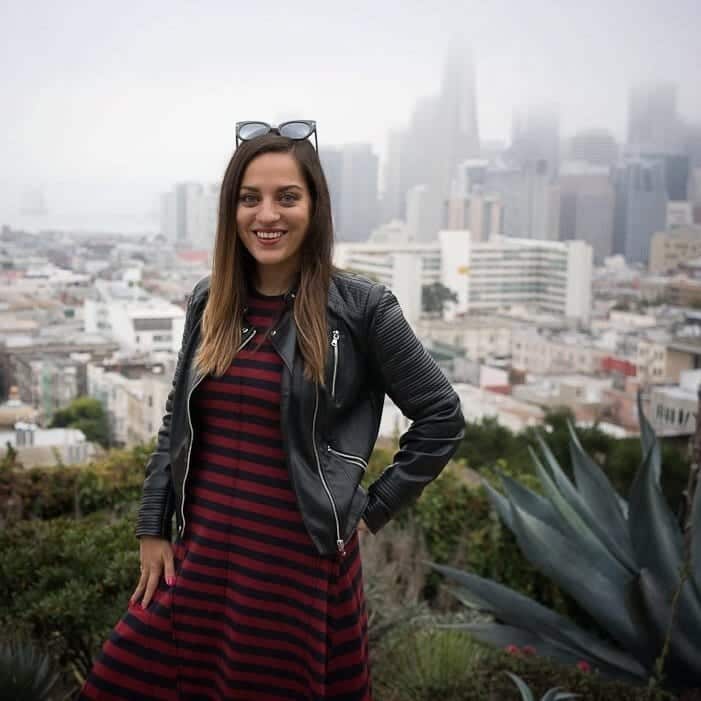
[2,0,700,189]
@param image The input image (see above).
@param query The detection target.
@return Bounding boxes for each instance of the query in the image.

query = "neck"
[253,263,299,296]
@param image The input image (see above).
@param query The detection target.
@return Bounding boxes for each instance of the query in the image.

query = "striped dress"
[81,290,372,701]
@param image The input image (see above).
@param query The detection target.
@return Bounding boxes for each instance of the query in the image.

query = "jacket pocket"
[325,444,368,480]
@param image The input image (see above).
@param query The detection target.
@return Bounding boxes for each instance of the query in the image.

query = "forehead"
[241,152,306,186]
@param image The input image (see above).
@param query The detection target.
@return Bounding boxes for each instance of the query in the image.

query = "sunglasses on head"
[235,120,318,151]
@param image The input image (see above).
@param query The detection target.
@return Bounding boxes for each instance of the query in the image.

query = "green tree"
[49,397,110,448]
[421,282,458,315]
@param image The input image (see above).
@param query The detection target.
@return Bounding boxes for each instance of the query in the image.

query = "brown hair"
[194,134,334,384]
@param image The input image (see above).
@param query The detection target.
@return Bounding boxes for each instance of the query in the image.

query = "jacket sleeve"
[362,286,465,533]
[135,290,197,540]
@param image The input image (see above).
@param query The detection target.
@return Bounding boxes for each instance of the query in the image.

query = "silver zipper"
[330,330,339,399]
[327,445,367,472]
[180,328,257,536]
[313,384,345,554]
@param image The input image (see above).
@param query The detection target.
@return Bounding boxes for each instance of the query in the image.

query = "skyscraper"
[320,146,343,235]
[568,129,619,167]
[559,162,615,263]
[509,104,560,174]
[613,158,668,264]
[391,43,481,237]
[337,144,379,242]
[627,82,682,156]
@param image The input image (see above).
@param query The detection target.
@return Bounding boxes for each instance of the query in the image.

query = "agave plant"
[431,394,701,689]
[505,672,578,701]
[0,637,60,701]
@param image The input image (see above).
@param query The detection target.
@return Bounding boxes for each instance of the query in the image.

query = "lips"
[253,229,287,241]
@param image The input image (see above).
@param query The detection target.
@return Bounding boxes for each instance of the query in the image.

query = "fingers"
[141,569,161,610]
[163,552,175,588]
[130,571,147,604]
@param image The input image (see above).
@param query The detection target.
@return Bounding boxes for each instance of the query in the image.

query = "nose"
[257,197,281,224]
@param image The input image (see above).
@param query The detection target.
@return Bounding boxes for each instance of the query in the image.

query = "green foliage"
[0,512,140,682]
[0,441,151,522]
[49,396,111,448]
[372,627,670,701]
[434,401,701,691]
[0,637,60,701]
[421,282,458,314]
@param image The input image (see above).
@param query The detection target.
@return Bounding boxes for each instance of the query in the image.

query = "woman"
[81,121,465,700]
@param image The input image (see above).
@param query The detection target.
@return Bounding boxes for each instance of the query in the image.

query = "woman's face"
[236,151,312,282]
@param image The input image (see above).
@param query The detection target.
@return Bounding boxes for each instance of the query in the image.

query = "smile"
[253,230,287,241]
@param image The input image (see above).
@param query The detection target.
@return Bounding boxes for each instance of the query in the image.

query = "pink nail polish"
[166,576,175,586]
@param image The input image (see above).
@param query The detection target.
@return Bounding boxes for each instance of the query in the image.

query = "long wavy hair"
[194,134,334,384]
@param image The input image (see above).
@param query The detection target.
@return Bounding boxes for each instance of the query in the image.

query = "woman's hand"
[131,536,175,609]
[357,519,369,535]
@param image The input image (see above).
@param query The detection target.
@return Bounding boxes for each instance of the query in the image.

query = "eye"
[280,192,299,204]
[239,193,258,205]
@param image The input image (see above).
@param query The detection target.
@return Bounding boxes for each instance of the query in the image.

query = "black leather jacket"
[136,271,465,556]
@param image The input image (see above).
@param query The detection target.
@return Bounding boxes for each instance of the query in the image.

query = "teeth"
[255,231,284,240]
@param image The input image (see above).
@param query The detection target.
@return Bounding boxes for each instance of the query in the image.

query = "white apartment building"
[84,281,186,355]
[87,364,171,447]
[414,315,516,361]
[649,369,701,437]
[335,230,592,325]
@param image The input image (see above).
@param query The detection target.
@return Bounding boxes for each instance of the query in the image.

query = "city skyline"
[1,0,700,231]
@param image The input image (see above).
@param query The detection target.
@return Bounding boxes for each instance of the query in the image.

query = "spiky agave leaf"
[629,416,701,648]
[637,568,701,687]
[693,479,701,594]
[507,500,657,665]
[541,688,579,701]
[505,671,535,701]
[566,421,634,568]
[0,638,59,701]
[429,562,646,680]
[637,391,661,485]
[533,435,637,573]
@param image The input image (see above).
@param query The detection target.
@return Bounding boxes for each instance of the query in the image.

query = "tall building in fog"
[559,162,615,263]
[381,128,403,223]
[336,144,379,242]
[568,129,619,167]
[509,104,560,174]
[384,43,480,235]
[613,158,668,264]
[320,147,343,234]
[483,161,559,241]
[627,82,682,155]
[160,182,214,248]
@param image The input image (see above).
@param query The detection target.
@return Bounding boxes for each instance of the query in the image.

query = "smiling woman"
[79,124,465,701]
[236,153,312,295]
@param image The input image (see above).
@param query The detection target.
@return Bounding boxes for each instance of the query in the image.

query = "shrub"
[0,511,139,686]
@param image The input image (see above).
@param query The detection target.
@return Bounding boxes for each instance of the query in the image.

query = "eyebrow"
[240,185,304,192]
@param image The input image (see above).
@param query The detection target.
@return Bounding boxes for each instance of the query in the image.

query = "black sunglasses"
[235,120,318,151]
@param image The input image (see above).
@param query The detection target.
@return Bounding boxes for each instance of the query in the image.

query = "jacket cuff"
[135,487,173,540]
[362,493,392,533]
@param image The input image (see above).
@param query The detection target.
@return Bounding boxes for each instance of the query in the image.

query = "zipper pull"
[331,329,339,347]
[337,539,346,556]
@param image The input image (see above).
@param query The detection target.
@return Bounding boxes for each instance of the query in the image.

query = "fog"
[1,0,699,228]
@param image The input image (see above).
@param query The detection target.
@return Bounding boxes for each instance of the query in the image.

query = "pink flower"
[577,660,591,673]
[522,645,536,656]
[505,644,521,656]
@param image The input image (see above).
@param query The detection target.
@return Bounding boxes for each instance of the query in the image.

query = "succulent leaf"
[499,473,574,539]
[566,421,635,568]
[505,671,535,701]
[692,478,701,592]
[528,445,621,569]
[628,439,684,600]
[638,568,701,687]
[430,563,647,678]
[481,478,514,530]
[637,392,661,485]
